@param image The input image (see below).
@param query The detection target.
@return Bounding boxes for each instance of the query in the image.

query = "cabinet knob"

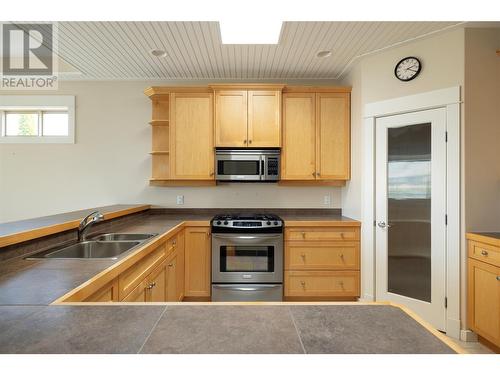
[248,140,252,144]
[210,172,214,176]
[243,140,247,144]
[172,240,176,246]
[496,276,500,281]
[340,253,344,259]
[317,172,321,176]
[168,263,173,267]
[300,281,306,287]
[481,250,489,256]
[339,281,344,288]
[300,253,306,260]
[301,232,306,238]
[312,172,316,177]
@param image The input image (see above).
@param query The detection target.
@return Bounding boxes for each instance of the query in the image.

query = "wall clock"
[394,56,422,82]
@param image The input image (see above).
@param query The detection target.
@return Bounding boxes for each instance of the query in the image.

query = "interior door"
[375,108,447,331]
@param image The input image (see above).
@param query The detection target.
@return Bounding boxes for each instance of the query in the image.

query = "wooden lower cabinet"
[285,271,360,298]
[83,278,119,302]
[122,280,149,302]
[468,258,500,347]
[184,226,211,297]
[148,260,167,302]
[284,225,360,301]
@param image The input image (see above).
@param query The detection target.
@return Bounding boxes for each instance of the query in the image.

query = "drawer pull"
[497,276,500,281]
[300,281,306,287]
[168,263,173,267]
[340,253,344,259]
[338,281,344,289]
[146,282,156,290]
[300,253,306,259]
[301,232,306,239]
[481,250,489,256]
[172,240,176,246]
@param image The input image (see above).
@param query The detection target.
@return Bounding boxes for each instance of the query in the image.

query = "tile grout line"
[137,305,169,354]
[288,306,307,354]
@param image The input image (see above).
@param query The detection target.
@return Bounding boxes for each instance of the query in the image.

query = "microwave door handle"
[261,159,265,180]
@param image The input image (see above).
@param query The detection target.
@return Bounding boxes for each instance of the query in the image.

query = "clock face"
[395,57,422,81]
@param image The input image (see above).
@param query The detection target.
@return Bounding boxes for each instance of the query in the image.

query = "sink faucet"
[78,211,104,241]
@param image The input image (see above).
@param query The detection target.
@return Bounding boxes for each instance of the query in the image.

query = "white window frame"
[0,95,75,144]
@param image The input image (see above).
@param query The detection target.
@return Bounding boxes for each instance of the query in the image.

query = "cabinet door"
[215,90,248,147]
[84,278,119,302]
[184,226,211,297]
[282,93,316,180]
[468,259,500,345]
[170,93,214,179]
[166,253,178,301]
[148,261,167,302]
[176,230,185,301]
[248,90,281,147]
[316,93,350,180]
[122,280,148,302]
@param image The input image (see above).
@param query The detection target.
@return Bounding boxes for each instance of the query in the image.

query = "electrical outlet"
[323,195,331,206]
[176,195,184,205]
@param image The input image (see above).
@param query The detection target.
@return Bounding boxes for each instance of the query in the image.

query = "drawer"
[285,227,359,241]
[118,242,167,299]
[285,271,360,297]
[469,241,500,267]
[285,242,359,270]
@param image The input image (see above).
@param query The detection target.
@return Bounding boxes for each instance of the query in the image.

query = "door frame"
[362,87,461,338]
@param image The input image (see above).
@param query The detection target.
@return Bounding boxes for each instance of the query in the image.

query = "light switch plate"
[176,195,184,205]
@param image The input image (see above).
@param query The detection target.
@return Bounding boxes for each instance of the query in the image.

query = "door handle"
[377,221,392,228]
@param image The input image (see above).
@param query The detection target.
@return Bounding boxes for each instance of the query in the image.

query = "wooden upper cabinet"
[281,91,350,182]
[215,90,248,147]
[282,93,316,180]
[316,93,350,180]
[248,90,281,147]
[170,93,214,180]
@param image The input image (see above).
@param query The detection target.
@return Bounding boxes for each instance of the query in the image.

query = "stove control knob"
[216,221,221,225]
[273,221,279,225]
[223,221,229,225]
[266,221,271,225]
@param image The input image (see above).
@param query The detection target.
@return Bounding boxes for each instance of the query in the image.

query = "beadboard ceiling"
[16,21,463,80]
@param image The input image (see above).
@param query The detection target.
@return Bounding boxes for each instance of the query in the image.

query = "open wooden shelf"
[149,120,169,126]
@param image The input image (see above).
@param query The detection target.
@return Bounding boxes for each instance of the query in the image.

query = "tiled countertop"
[0,209,457,354]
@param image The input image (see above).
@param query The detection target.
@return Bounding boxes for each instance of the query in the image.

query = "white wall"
[341,28,466,220]
[464,28,500,232]
[0,80,342,223]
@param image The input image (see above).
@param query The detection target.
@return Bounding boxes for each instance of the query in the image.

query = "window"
[0,96,75,143]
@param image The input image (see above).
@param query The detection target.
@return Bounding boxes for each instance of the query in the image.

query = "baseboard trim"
[460,329,478,342]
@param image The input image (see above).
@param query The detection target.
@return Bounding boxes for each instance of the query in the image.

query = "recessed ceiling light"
[220,21,282,44]
[150,49,167,57]
[316,50,332,58]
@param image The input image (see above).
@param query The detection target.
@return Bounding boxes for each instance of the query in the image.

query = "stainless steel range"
[211,213,284,301]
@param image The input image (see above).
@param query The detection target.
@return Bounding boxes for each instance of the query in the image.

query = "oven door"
[212,233,283,283]
[215,154,262,181]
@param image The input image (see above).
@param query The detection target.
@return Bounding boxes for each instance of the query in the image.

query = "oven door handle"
[212,285,281,291]
[212,234,282,240]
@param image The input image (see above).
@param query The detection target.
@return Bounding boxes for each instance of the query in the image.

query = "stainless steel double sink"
[27,233,157,260]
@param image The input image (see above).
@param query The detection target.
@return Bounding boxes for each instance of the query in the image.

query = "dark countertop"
[0,209,459,354]
[466,231,500,247]
[0,304,456,354]
[0,204,150,248]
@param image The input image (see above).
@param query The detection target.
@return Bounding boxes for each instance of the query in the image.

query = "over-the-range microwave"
[215,149,280,182]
